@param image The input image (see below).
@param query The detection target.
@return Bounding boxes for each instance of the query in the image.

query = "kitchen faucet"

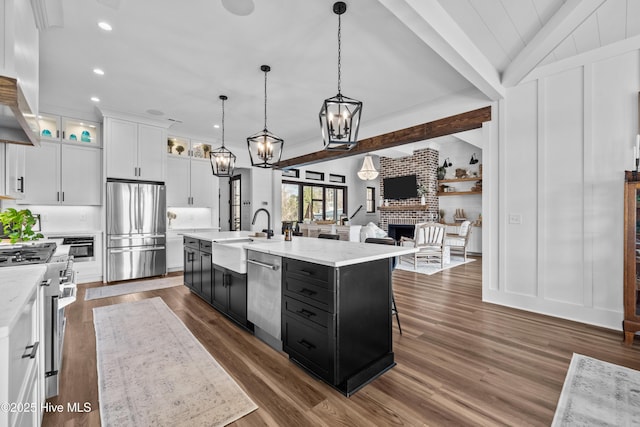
[251,208,272,239]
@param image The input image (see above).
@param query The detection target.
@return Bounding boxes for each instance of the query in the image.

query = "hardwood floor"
[43,259,640,426]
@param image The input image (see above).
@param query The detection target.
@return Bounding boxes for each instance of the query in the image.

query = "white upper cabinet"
[19,141,102,205]
[105,118,165,182]
[38,113,101,146]
[4,143,26,199]
[166,136,215,208]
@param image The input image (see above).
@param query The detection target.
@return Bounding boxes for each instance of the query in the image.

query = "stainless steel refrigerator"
[106,179,166,282]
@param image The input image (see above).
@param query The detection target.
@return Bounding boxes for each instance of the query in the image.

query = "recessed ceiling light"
[214,124,220,129]
[93,68,105,75]
[98,21,112,31]
[91,96,100,102]
[221,0,254,16]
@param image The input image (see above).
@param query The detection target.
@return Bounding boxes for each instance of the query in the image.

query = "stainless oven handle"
[109,246,166,253]
[247,259,280,271]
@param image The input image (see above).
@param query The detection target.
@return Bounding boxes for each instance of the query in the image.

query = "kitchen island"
[183,231,417,396]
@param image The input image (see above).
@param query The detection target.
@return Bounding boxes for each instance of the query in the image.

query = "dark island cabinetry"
[183,237,250,331]
[282,257,394,396]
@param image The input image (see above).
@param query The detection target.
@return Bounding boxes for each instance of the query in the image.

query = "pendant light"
[247,65,284,168]
[357,154,378,180]
[210,95,236,177]
[319,1,362,151]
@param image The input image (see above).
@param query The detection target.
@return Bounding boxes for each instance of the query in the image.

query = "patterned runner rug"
[93,297,257,426]
[552,353,640,426]
[85,277,181,300]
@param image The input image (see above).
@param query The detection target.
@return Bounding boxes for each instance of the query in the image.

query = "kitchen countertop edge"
[0,265,47,338]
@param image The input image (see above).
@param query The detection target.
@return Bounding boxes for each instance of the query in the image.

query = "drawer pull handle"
[298,339,315,350]
[296,308,316,318]
[22,342,39,359]
[299,288,316,296]
[40,279,52,287]
[296,269,312,276]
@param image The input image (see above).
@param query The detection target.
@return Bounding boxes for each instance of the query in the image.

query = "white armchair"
[444,220,472,261]
[400,222,446,269]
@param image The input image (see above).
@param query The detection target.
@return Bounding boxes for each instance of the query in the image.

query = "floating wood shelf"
[438,191,482,196]
[0,195,15,200]
[379,204,430,211]
[438,177,482,183]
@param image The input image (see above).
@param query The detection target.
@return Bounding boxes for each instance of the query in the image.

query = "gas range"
[0,242,57,267]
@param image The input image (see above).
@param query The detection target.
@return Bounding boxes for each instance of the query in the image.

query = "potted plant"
[0,208,44,243]
[175,145,185,155]
[417,183,428,205]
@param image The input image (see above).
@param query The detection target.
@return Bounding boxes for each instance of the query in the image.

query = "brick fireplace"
[379,148,439,233]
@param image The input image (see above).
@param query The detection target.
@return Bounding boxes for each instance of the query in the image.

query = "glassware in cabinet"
[61,118,100,145]
[37,114,61,140]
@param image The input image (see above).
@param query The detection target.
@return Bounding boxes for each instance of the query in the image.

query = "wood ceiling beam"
[378,0,504,101]
[501,0,607,87]
[276,106,491,169]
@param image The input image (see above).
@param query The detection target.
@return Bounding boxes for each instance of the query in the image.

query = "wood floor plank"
[42,258,640,426]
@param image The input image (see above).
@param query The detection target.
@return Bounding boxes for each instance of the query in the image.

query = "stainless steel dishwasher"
[247,250,282,351]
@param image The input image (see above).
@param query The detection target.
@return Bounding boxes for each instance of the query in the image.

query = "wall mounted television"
[383,174,417,199]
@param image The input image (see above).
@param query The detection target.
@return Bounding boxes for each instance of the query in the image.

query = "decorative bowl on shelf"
[81,130,91,142]
[193,146,204,158]
[69,134,77,141]
[42,129,52,137]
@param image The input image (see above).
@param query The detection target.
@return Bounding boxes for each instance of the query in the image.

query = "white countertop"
[0,265,46,338]
[246,237,417,267]
[183,231,255,241]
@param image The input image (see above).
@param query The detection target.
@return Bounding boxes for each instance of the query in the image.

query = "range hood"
[0,76,40,146]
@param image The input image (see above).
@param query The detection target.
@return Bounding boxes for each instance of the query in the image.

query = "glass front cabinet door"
[623,172,640,345]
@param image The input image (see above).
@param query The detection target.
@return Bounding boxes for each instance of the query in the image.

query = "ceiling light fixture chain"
[210,94,236,177]
[337,10,342,95]
[247,64,284,168]
[319,1,362,151]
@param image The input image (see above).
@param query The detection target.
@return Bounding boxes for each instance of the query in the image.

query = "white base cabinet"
[19,142,102,205]
[0,279,44,427]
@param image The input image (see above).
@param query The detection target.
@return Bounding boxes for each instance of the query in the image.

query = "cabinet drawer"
[284,258,330,284]
[284,296,330,329]
[8,291,38,405]
[184,237,199,249]
[284,276,332,311]
[199,240,212,253]
[283,315,331,379]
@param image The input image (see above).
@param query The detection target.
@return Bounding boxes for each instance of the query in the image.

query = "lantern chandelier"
[210,95,236,177]
[247,65,284,168]
[319,1,362,151]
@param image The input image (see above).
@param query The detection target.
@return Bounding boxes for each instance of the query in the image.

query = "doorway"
[230,175,241,231]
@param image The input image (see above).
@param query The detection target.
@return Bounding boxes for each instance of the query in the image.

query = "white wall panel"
[503,81,539,296]
[590,51,639,312]
[541,67,584,305]
[488,46,640,330]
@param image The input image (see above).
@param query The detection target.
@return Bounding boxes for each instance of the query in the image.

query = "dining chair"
[364,237,402,335]
[399,222,446,269]
[318,233,340,240]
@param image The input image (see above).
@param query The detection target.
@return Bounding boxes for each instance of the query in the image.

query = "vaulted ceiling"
[38,0,639,160]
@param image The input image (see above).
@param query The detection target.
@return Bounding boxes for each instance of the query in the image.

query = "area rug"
[552,353,640,426]
[85,278,181,300]
[395,257,475,275]
[93,297,257,427]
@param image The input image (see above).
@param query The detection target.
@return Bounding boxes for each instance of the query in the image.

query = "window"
[366,187,376,213]
[329,173,345,183]
[282,181,347,223]
[282,169,300,178]
[305,170,324,181]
